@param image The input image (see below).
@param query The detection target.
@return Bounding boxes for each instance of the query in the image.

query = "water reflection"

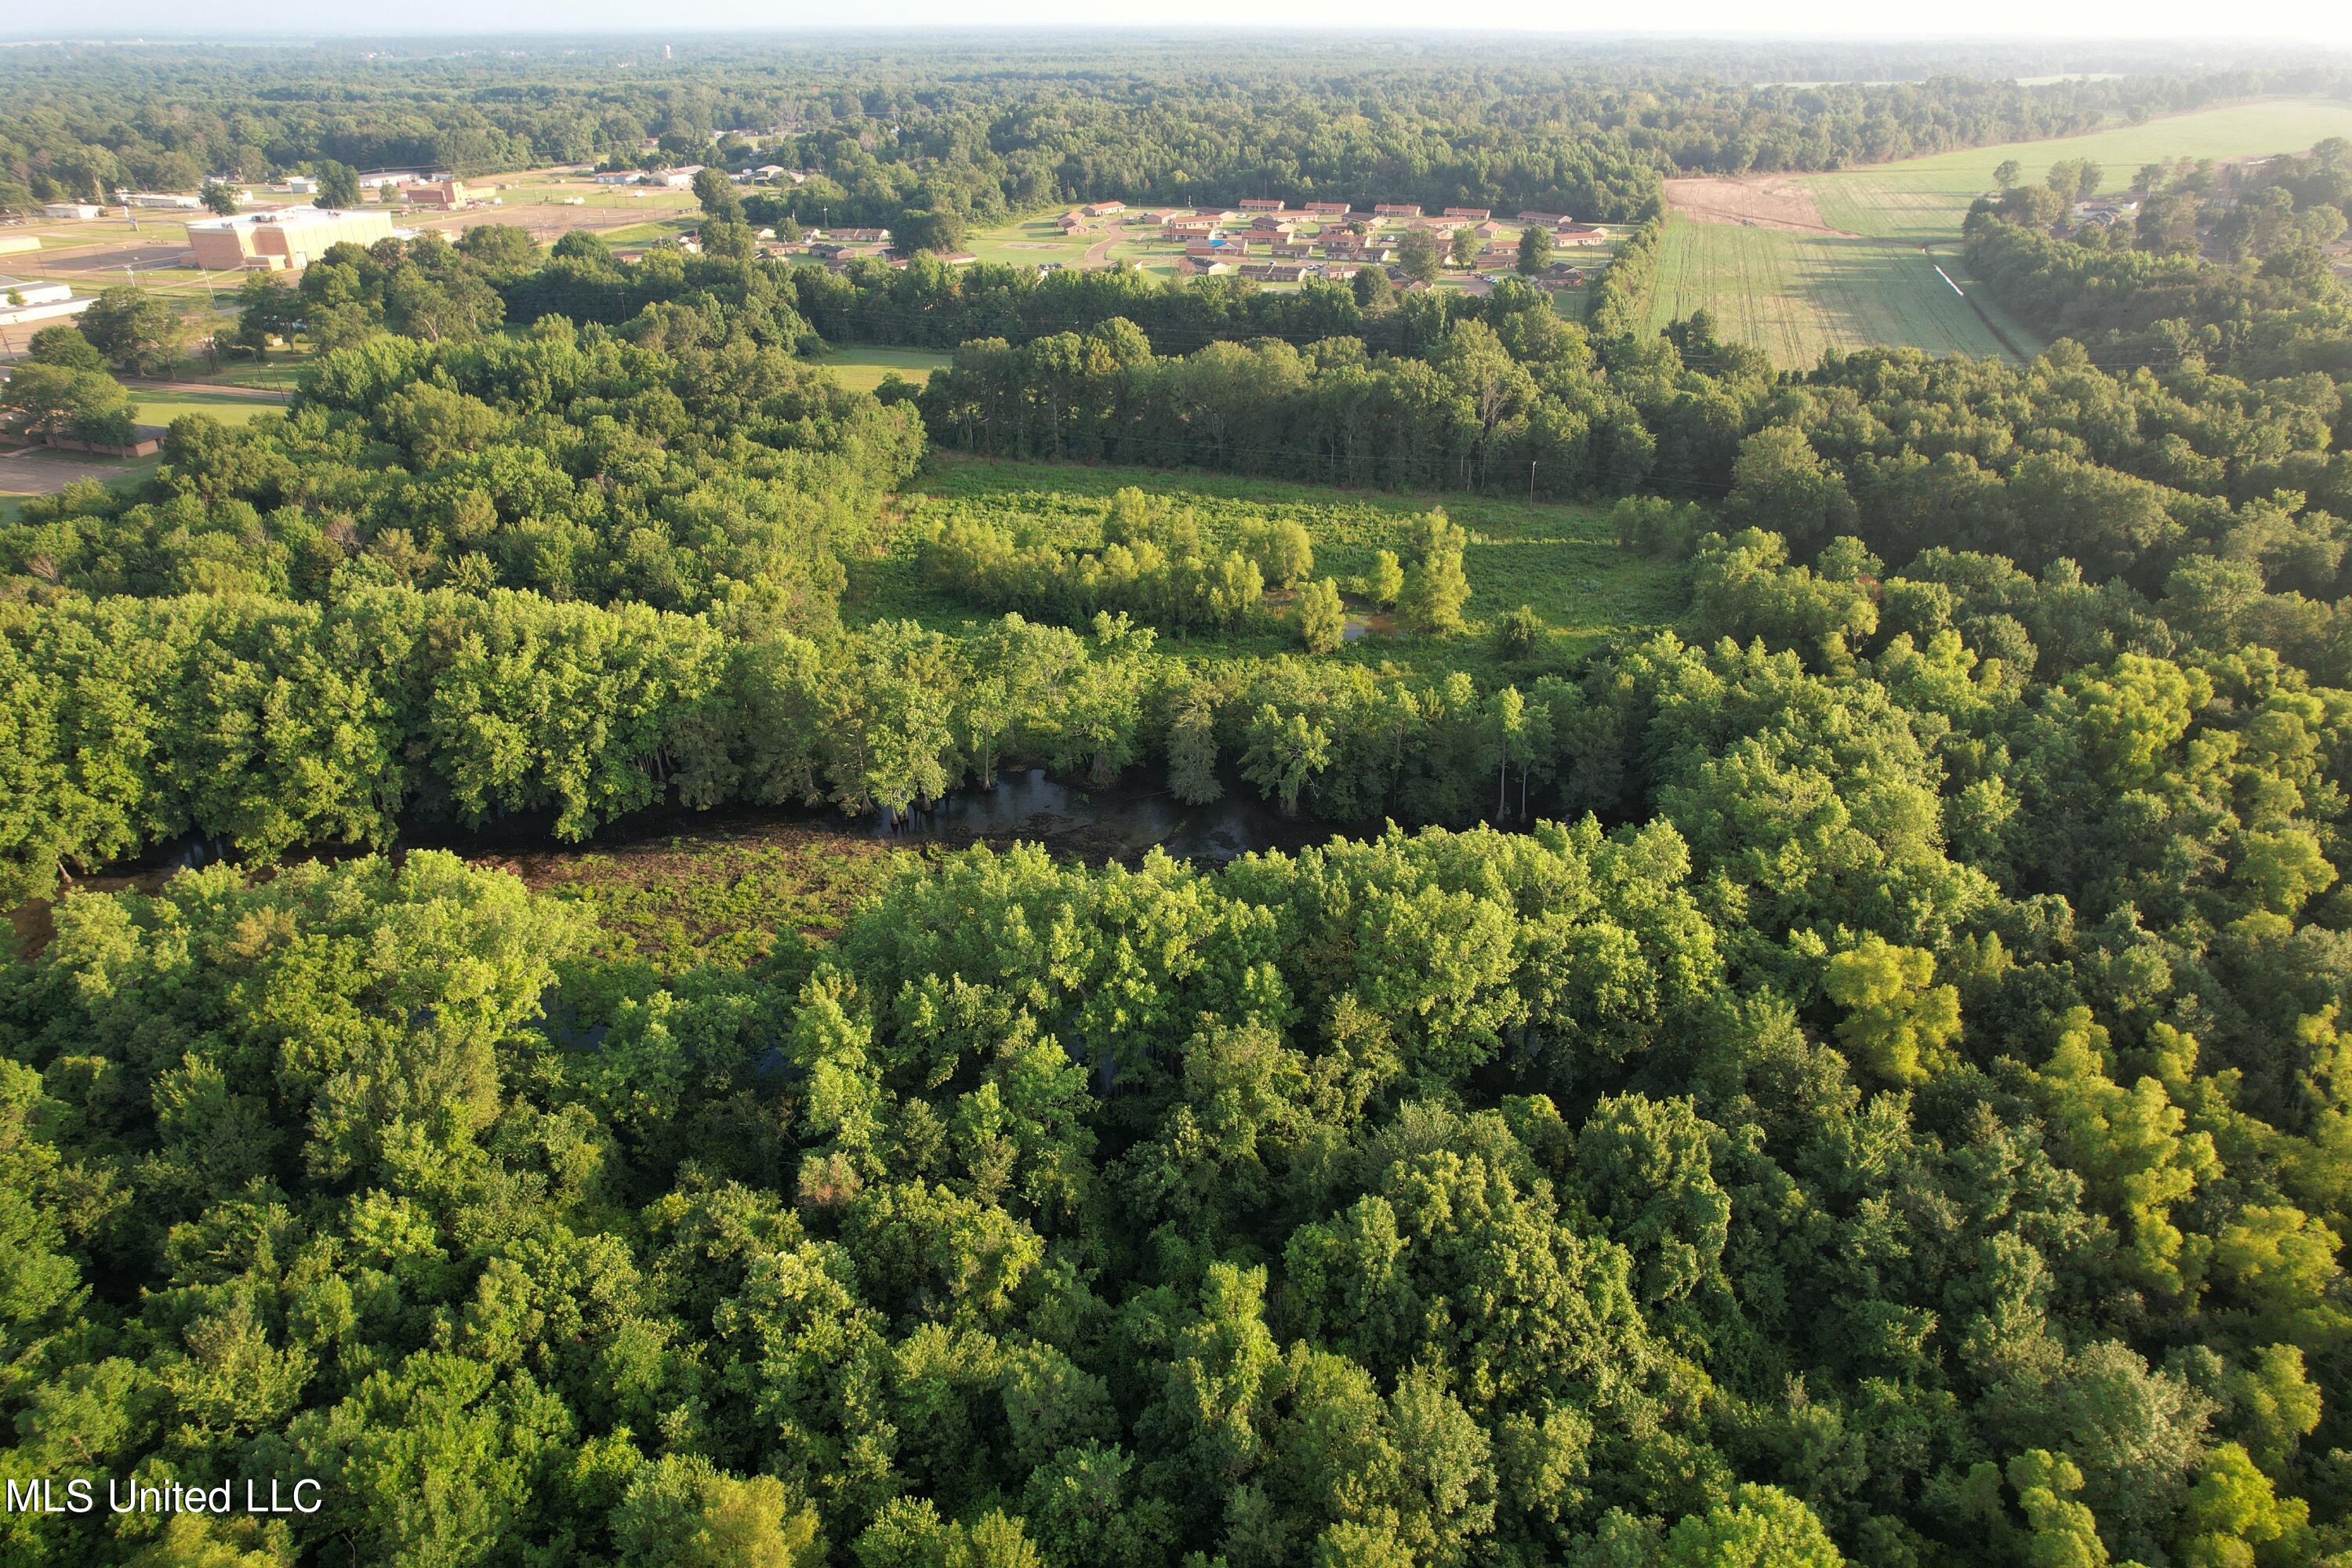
[848,768,1304,862]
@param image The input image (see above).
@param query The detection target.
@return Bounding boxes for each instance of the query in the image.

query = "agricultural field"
[1646,220,2042,365]
[804,344,953,392]
[1805,96,2352,241]
[853,456,1685,678]
[1654,95,2352,364]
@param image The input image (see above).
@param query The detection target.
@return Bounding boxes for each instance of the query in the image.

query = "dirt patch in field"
[1664,176,1860,237]
[0,445,143,498]
[1004,241,1067,251]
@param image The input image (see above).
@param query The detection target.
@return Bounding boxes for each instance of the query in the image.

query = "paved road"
[1082,220,1129,268]
[34,244,188,274]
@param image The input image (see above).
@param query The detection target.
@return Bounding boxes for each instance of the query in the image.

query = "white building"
[42,202,102,220]
[125,193,203,210]
[0,277,93,332]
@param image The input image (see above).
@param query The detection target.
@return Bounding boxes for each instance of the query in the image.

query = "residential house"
[1513,212,1572,229]
[1058,211,1088,233]
[826,227,892,244]
[1185,238,1248,257]
[1317,262,1362,281]
[1305,201,1351,216]
[1268,241,1313,260]
[1556,222,1607,245]
[1083,201,1126,217]
[1239,198,1284,212]
[1443,206,1492,220]
[1240,262,1312,283]
[1373,203,1421,218]
[1178,255,1235,277]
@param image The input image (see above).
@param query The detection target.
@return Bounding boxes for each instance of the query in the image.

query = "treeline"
[507,236,1508,361]
[916,494,1471,648]
[0,592,1166,896]
[8,306,918,618]
[1962,197,2352,370]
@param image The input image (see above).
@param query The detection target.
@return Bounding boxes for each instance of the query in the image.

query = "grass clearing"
[804,345,953,393]
[851,456,1685,679]
[490,828,907,974]
[128,389,279,427]
[962,217,1100,269]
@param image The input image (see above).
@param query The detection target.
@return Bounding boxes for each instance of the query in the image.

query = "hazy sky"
[16,2,2352,43]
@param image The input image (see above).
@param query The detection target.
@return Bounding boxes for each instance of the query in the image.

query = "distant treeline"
[9,37,2350,242]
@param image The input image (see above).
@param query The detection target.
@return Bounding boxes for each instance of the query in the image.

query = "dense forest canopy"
[7,30,2352,1568]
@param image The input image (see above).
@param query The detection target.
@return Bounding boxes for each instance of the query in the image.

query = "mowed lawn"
[1646,220,2039,365]
[854,456,1686,677]
[963,217,1098,268]
[804,346,954,393]
[1807,96,2352,242]
[128,389,280,427]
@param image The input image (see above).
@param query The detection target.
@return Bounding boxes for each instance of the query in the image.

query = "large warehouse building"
[186,206,397,270]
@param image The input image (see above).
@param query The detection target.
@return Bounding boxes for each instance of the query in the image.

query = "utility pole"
[1528,460,1537,501]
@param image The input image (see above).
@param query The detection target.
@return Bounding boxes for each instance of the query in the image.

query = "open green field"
[1647,220,2043,365]
[1655,96,2352,364]
[963,217,1098,268]
[853,456,1685,677]
[127,388,279,427]
[804,345,953,393]
[1806,96,2352,242]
